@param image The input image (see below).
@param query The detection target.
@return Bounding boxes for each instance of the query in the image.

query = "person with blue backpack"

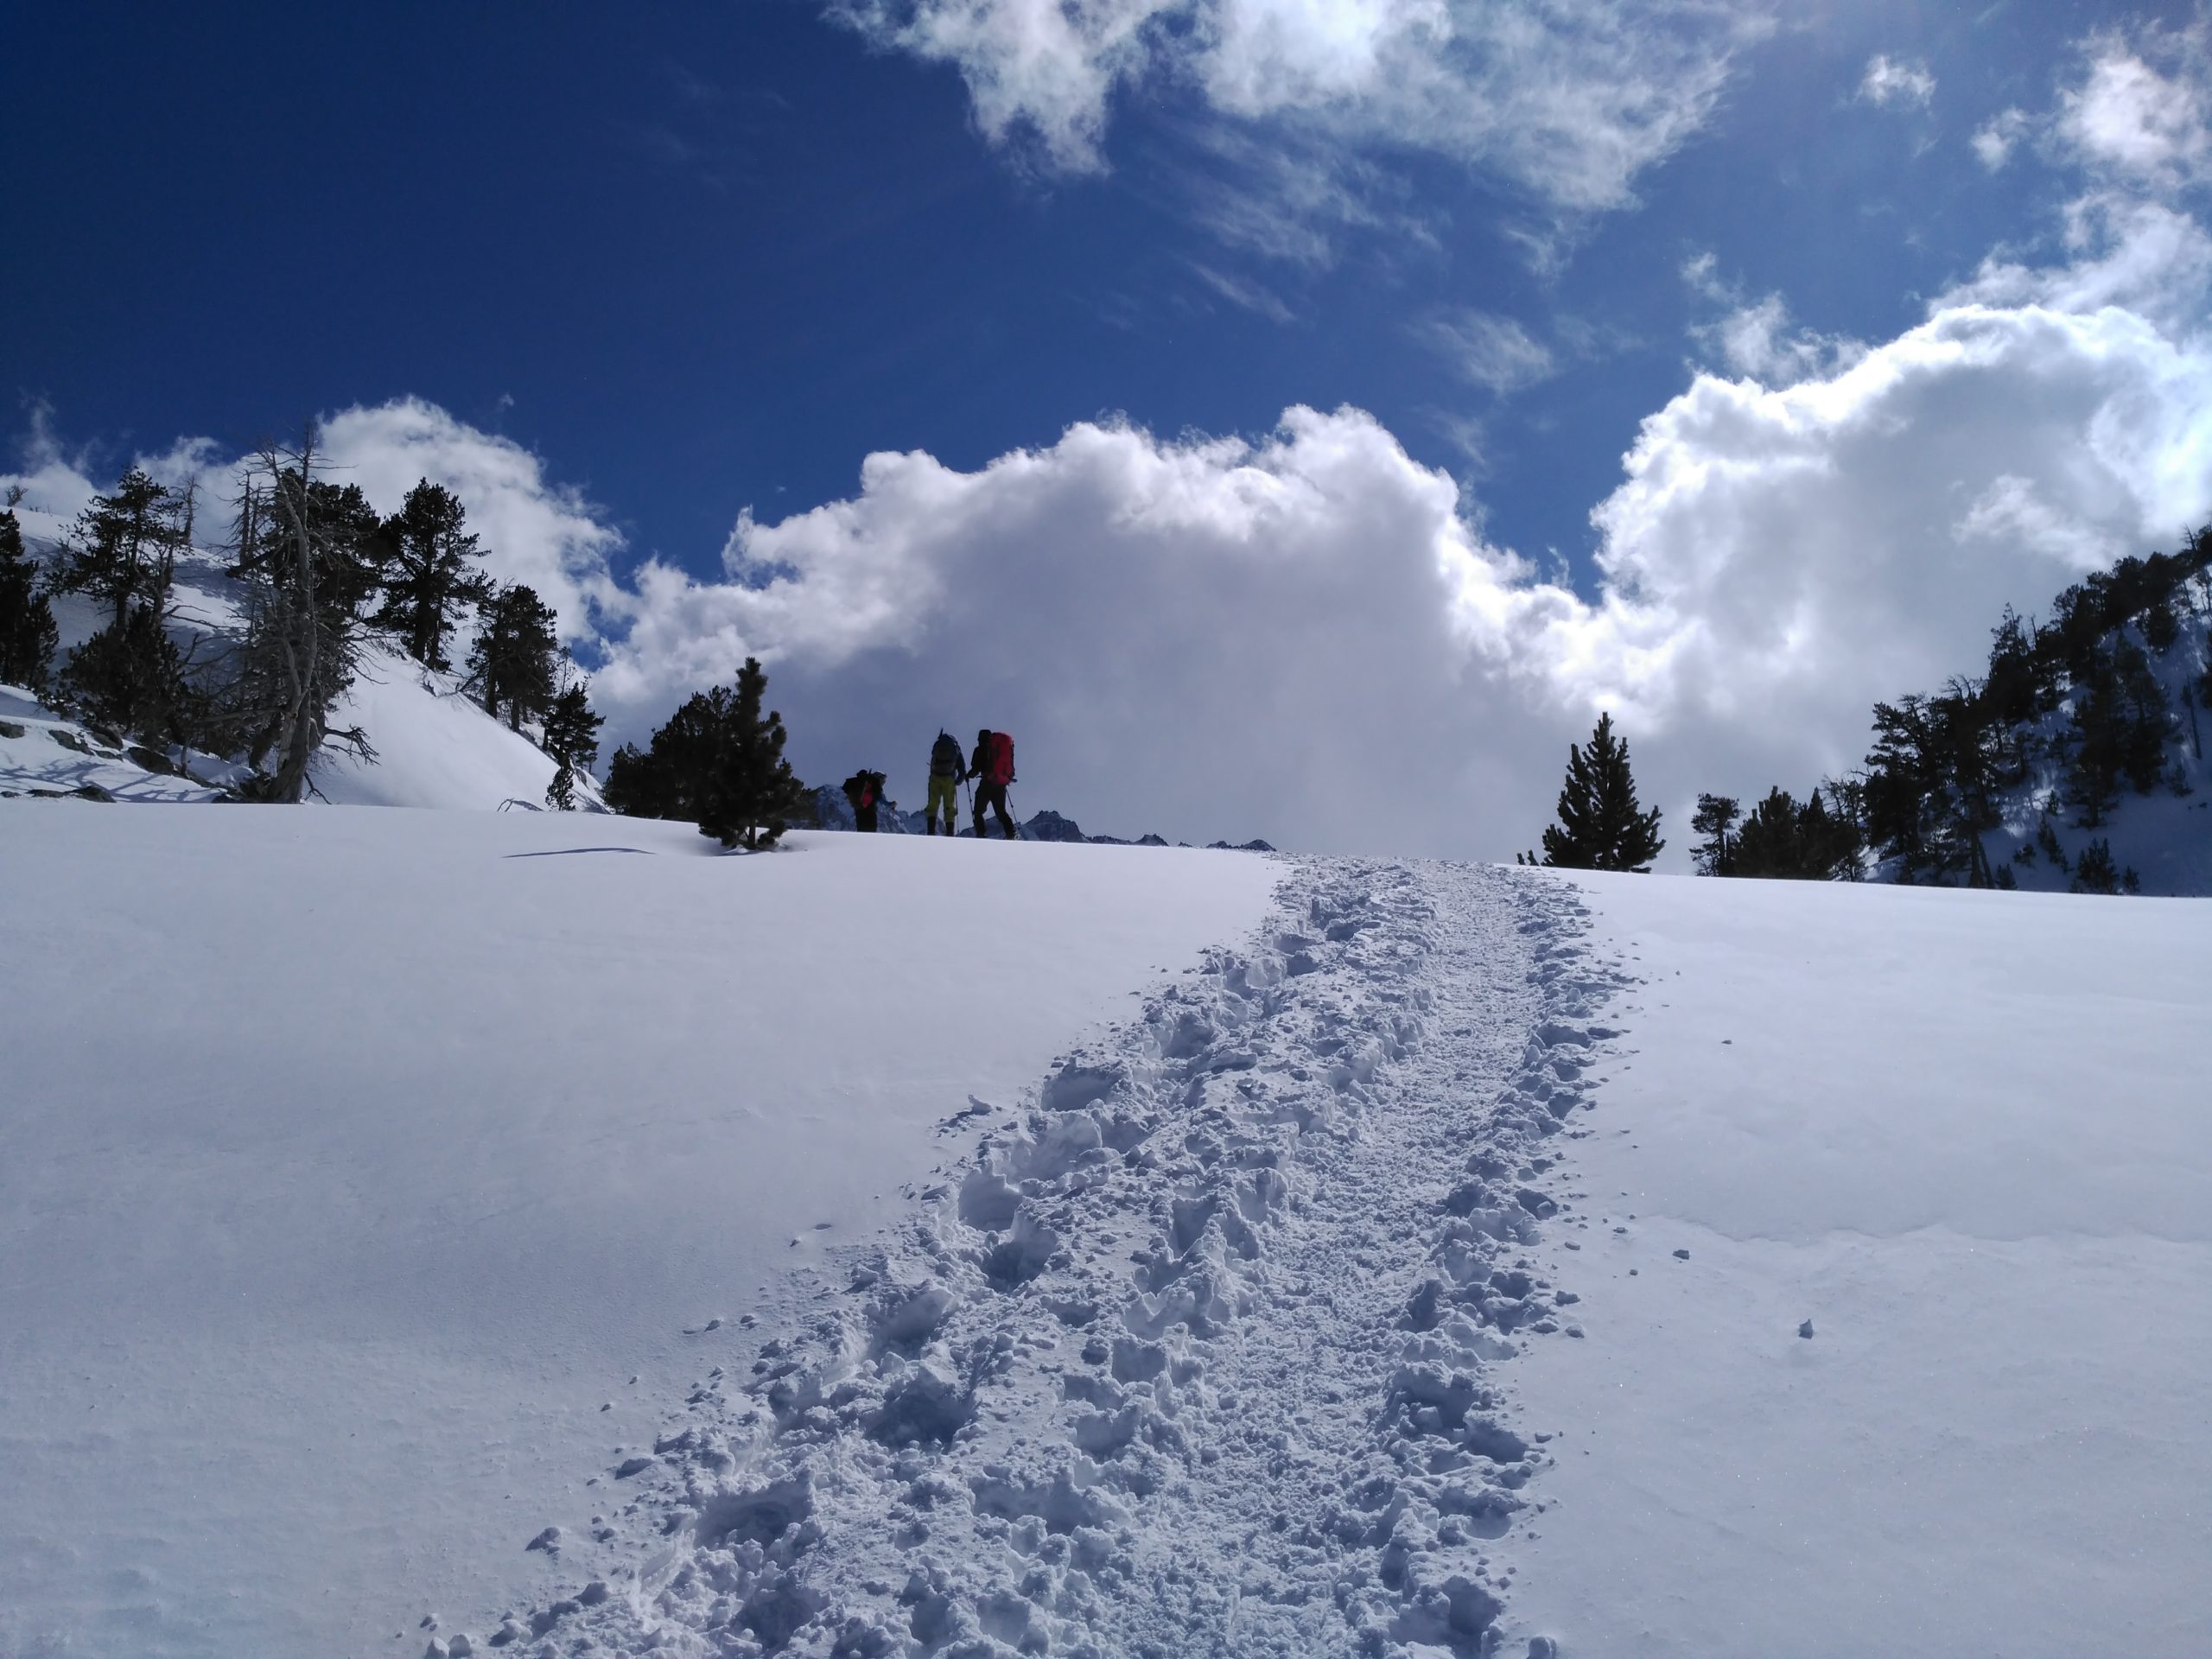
[969,728,1017,840]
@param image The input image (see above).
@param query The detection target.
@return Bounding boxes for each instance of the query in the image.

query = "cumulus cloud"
[577,270,2207,863]
[830,0,1770,217]
[605,18,2208,855]
[4,398,632,652]
[0,403,103,533]
[313,399,627,644]
[1859,54,1936,110]
[2057,22,2211,191]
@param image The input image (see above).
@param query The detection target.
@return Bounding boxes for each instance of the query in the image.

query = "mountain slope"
[11,513,592,811]
[4,821,2202,1658]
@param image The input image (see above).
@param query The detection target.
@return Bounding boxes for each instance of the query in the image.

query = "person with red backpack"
[842,768,887,832]
[969,728,1016,840]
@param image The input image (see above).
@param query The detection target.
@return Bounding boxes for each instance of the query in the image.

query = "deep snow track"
[475,863,1630,1659]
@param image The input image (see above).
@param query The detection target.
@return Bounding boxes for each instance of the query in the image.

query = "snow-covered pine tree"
[0,494,59,693]
[1537,712,1664,872]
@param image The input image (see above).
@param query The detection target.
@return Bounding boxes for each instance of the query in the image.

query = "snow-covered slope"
[311,641,597,811]
[1978,617,2212,895]
[2,680,229,801]
[1511,872,2210,1657]
[4,816,2203,1659]
[0,810,1280,1659]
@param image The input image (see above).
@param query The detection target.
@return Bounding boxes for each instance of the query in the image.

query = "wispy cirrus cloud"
[1418,308,1558,396]
[830,0,1774,240]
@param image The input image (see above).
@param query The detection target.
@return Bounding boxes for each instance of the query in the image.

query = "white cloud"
[1859,54,1936,110]
[16,263,2205,864]
[1680,249,1728,302]
[1419,309,1557,394]
[1690,293,1867,386]
[1952,474,2127,572]
[3,400,630,652]
[831,0,1770,216]
[2057,26,2212,191]
[1944,191,2212,331]
[315,400,627,644]
[0,403,102,536]
[576,270,2207,861]
[1186,260,1296,322]
[1973,107,2030,170]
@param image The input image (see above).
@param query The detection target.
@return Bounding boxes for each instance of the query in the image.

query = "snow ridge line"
[462,861,1630,1659]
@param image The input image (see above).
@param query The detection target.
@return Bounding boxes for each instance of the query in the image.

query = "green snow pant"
[927,774,960,834]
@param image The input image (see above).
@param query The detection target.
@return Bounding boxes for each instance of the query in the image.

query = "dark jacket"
[930,734,967,781]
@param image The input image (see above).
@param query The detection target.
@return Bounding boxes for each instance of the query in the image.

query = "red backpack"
[983,732,1014,787]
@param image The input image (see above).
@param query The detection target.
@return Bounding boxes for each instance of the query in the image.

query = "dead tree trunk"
[264,429,324,805]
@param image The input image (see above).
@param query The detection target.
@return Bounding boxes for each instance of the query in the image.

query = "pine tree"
[49,467,185,633]
[603,658,808,849]
[373,480,493,670]
[2070,837,2120,895]
[63,601,184,736]
[541,677,604,810]
[2068,647,2126,827]
[1537,713,1664,872]
[700,658,807,849]
[0,497,59,693]
[49,468,196,738]
[468,584,560,732]
[1690,793,1740,875]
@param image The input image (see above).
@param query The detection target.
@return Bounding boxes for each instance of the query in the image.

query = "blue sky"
[7,2,2210,855]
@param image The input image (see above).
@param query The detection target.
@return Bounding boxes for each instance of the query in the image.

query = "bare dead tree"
[225,426,375,801]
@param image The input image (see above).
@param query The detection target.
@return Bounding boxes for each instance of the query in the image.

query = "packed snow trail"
[474,861,1632,1658]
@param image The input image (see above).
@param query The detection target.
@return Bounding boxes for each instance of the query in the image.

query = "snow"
[1507,871,2212,1657]
[0,809,1278,1659]
[310,641,593,811]
[5,804,2205,1658]
[0,681,228,801]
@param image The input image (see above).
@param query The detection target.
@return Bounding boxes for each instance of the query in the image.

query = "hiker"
[969,728,1016,840]
[842,768,887,833]
[925,730,965,836]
